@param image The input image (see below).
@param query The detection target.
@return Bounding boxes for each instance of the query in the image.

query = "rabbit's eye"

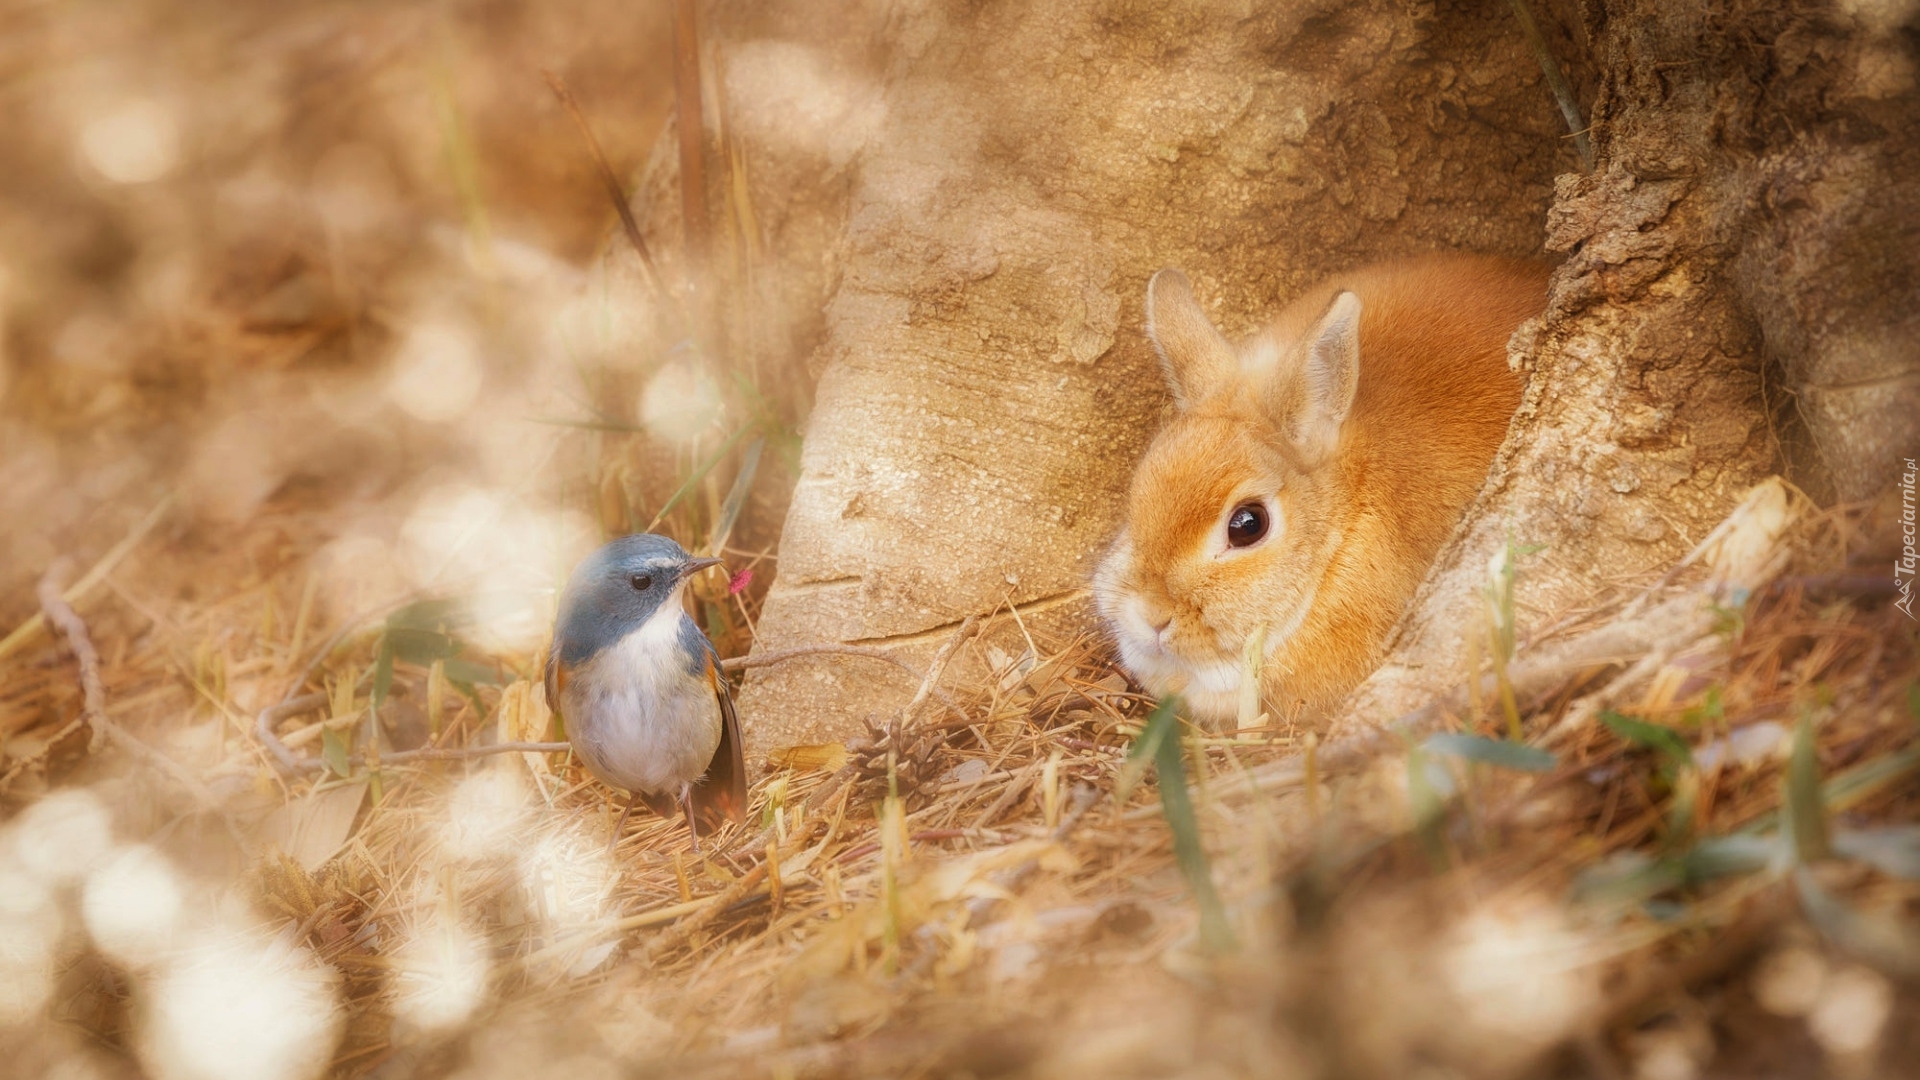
[1226,503,1269,548]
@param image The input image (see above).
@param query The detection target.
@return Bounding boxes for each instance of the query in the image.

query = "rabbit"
[1094,254,1550,727]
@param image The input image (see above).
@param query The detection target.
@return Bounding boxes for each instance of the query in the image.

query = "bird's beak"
[682,557,725,578]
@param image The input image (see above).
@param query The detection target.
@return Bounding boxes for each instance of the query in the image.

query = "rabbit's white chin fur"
[1095,535,1245,725]
[1109,628,1242,725]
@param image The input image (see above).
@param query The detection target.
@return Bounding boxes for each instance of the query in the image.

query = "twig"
[721,642,912,675]
[645,848,773,961]
[256,635,975,776]
[341,741,568,768]
[0,716,86,790]
[307,736,571,773]
[968,760,1040,832]
[1769,574,1900,598]
[257,693,327,774]
[1506,0,1594,171]
[722,643,962,715]
[899,615,980,728]
[38,563,109,753]
[35,562,228,817]
[258,690,569,775]
[255,590,441,774]
[542,70,669,300]
[0,494,173,664]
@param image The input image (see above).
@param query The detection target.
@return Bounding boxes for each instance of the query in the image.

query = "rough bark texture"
[625,0,1915,760]
[1339,0,1920,731]
[716,0,1583,759]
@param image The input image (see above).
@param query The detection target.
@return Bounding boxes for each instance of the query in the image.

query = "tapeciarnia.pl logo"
[1898,457,1916,620]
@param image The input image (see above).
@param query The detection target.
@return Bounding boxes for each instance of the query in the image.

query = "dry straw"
[2,7,1911,1071]
[4,477,1915,1075]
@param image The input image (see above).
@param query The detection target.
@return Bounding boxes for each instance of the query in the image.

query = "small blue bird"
[545,534,746,847]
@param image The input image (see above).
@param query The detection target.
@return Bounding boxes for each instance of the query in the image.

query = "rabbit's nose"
[1150,614,1174,642]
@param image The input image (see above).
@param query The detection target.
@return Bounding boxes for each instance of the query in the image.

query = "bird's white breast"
[562,589,721,797]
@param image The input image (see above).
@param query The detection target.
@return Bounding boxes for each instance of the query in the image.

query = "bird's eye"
[629,573,654,591]
[1226,502,1269,548]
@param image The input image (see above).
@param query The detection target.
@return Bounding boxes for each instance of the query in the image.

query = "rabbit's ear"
[1146,269,1237,409]
[1269,291,1361,468]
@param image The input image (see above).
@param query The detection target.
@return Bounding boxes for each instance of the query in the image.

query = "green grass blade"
[441,658,502,687]
[1601,710,1695,767]
[371,635,395,709]
[1571,834,1778,908]
[1128,696,1233,952]
[1570,853,1683,907]
[385,627,461,666]
[1795,865,1920,977]
[646,423,757,532]
[1405,744,1450,869]
[706,437,764,556]
[1423,732,1557,773]
[1683,834,1779,880]
[1735,743,1920,837]
[321,725,352,779]
[1787,712,1831,862]
[1114,697,1176,804]
[1832,826,1920,880]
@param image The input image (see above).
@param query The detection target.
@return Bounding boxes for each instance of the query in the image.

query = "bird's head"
[553,534,723,665]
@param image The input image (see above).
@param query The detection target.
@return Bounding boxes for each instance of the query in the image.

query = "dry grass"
[1,4,1916,1078]
[1,483,1916,1079]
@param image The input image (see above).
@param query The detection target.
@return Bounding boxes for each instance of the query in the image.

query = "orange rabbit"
[1095,255,1549,727]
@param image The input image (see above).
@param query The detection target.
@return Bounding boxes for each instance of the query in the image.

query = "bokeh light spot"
[79,98,182,184]
[390,913,491,1034]
[389,318,484,423]
[136,931,342,1080]
[640,358,722,445]
[82,845,186,968]
[0,899,58,1026]
[10,789,114,885]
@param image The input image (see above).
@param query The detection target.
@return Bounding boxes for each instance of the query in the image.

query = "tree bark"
[718,0,1588,758]
[1341,0,1919,730]
[617,0,1916,759]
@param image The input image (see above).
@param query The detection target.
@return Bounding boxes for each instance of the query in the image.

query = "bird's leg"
[608,790,638,856]
[680,784,702,855]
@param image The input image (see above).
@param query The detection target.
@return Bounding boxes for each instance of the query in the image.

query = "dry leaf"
[768,742,849,773]
[256,781,369,872]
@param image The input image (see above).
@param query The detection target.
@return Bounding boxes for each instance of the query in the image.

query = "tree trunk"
[620,0,1916,759]
[1342,0,1919,729]
[705,0,1585,758]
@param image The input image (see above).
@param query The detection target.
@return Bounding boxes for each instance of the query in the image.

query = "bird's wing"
[691,647,748,829]
[543,638,566,723]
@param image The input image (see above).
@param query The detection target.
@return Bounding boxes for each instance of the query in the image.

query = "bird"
[544,533,746,849]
